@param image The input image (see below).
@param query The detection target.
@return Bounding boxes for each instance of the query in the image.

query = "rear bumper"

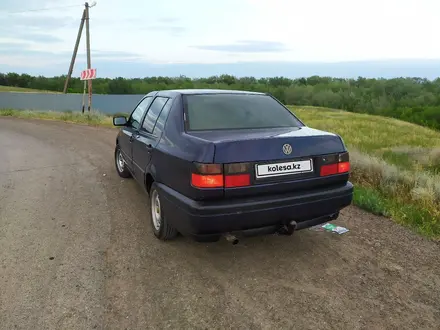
[158,182,353,238]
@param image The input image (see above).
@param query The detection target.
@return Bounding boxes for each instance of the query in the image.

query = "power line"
[3,4,82,15]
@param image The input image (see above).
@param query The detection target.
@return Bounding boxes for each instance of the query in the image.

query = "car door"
[118,96,153,171]
[132,96,170,182]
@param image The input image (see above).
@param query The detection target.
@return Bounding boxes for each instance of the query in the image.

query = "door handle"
[130,133,140,142]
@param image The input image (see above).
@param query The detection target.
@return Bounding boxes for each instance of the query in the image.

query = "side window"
[153,98,173,136]
[141,97,168,133]
[128,97,153,130]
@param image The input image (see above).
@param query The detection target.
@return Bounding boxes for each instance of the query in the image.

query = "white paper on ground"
[310,223,350,234]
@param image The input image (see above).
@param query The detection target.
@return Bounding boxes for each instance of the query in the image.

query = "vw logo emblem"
[282,144,292,155]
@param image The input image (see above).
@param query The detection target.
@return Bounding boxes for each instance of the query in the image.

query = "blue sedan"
[112,89,353,244]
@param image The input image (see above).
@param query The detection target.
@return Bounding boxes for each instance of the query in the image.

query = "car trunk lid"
[188,127,349,198]
[189,126,345,162]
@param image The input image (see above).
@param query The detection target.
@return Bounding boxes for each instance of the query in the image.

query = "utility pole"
[63,1,96,106]
[85,2,92,112]
[63,9,86,94]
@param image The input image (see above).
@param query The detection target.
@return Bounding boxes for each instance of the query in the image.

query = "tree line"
[1,72,440,130]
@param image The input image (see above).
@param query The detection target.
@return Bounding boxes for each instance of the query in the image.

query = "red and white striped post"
[80,69,97,113]
[80,69,97,80]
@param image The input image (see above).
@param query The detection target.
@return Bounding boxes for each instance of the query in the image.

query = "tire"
[149,182,178,240]
[115,145,131,178]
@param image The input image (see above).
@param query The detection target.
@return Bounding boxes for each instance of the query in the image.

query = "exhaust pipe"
[224,233,239,245]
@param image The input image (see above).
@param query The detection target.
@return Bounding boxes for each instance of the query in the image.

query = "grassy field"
[1,107,439,239]
[0,85,61,93]
[290,106,440,239]
[0,109,113,127]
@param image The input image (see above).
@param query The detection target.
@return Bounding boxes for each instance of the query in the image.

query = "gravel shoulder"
[0,118,439,330]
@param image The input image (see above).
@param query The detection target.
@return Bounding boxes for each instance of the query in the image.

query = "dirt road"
[0,118,439,330]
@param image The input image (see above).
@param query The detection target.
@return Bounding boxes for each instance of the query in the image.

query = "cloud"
[0,41,144,65]
[0,42,28,51]
[90,50,144,61]
[27,33,64,43]
[0,26,64,44]
[191,40,290,53]
[92,50,140,58]
[145,25,186,36]
[0,41,69,57]
[10,32,64,43]
[4,14,77,29]
[157,17,179,23]
[0,40,69,68]
[0,0,37,12]
[0,13,76,45]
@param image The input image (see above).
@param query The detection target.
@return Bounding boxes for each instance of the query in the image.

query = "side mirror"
[113,116,127,126]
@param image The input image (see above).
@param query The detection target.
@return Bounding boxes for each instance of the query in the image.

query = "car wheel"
[115,146,131,178]
[150,182,178,240]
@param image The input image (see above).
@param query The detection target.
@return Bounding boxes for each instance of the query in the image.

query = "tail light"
[191,163,223,188]
[191,162,251,188]
[224,163,251,188]
[320,152,350,177]
[191,173,223,188]
[224,174,250,187]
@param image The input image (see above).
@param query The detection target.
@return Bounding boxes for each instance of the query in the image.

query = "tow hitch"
[224,233,239,245]
[277,220,297,236]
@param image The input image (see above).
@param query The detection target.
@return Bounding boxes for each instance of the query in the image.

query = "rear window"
[184,94,303,131]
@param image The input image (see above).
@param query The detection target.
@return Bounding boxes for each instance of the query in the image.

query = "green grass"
[0,109,113,127]
[353,186,390,217]
[290,106,440,239]
[0,85,60,93]
[353,186,437,237]
[1,106,439,239]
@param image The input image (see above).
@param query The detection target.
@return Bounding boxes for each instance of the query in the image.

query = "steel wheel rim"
[117,150,125,172]
[151,190,161,231]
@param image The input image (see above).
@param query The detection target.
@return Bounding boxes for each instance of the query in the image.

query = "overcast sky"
[1,0,440,77]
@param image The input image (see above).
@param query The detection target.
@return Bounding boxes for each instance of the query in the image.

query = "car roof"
[146,89,266,98]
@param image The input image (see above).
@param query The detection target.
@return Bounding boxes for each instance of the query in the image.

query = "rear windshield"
[184,94,303,131]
